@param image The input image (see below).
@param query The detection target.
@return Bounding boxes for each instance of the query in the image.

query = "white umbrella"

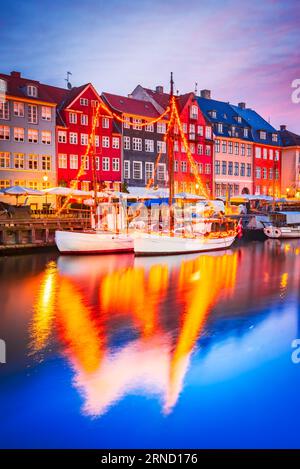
[3,185,43,204]
[175,192,206,200]
[43,187,93,197]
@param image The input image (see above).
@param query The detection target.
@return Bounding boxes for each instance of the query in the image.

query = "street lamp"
[43,174,49,208]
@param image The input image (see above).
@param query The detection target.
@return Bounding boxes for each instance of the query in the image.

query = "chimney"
[238,102,246,109]
[128,94,133,99]
[200,89,211,99]
[155,85,164,94]
[10,71,21,78]
[280,125,287,131]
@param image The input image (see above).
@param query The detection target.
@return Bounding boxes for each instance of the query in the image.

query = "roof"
[230,104,281,146]
[102,92,161,118]
[279,129,300,147]
[0,71,57,104]
[142,87,193,113]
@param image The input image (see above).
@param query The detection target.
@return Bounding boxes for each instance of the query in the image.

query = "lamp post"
[43,174,48,209]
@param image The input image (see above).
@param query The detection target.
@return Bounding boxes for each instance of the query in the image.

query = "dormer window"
[209,110,217,119]
[272,133,278,142]
[0,79,7,96]
[236,116,242,123]
[232,125,236,135]
[244,128,249,138]
[217,123,223,133]
[260,131,266,140]
[27,85,38,97]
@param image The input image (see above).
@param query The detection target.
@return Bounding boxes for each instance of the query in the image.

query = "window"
[14,127,24,142]
[145,162,154,183]
[234,142,239,155]
[215,161,220,175]
[82,155,89,170]
[255,147,261,158]
[182,123,187,133]
[27,85,37,97]
[27,181,38,190]
[269,149,274,160]
[81,181,90,191]
[0,180,10,189]
[95,157,100,171]
[81,133,89,146]
[215,139,220,153]
[70,154,78,169]
[247,163,251,177]
[275,150,280,161]
[275,168,279,180]
[41,106,51,121]
[255,167,261,179]
[28,154,38,170]
[102,136,110,148]
[174,160,178,172]
[269,168,273,180]
[133,118,142,130]
[197,125,204,136]
[112,137,119,149]
[181,143,186,153]
[28,104,37,124]
[260,131,266,140]
[14,153,24,169]
[228,141,233,154]
[190,105,198,119]
[198,163,203,174]
[102,157,110,171]
[81,114,88,125]
[190,143,195,154]
[157,163,166,181]
[234,162,239,176]
[234,184,239,195]
[69,112,77,124]
[112,158,120,171]
[210,110,217,118]
[69,132,78,144]
[189,124,195,139]
[247,144,251,157]
[222,140,227,153]
[272,133,278,142]
[181,161,187,173]
[80,98,88,106]
[95,135,100,147]
[228,161,233,175]
[174,140,179,152]
[157,122,166,134]
[133,138,142,151]
[263,148,268,159]
[41,130,51,144]
[197,144,203,155]
[236,116,242,123]
[145,139,154,152]
[205,145,211,156]
[205,163,211,174]
[58,130,67,143]
[244,128,249,138]
[124,160,130,179]
[0,125,9,140]
[123,117,130,129]
[222,161,227,175]
[157,141,166,153]
[13,102,24,117]
[241,144,245,156]
[262,168,267,179]
[133,161,142,179]
[102,117,109,128]
[42,155,51,171]
[240,163,245,176]
[206,126,212,139]
[145,123,154,132]
[124,136,130,150]
[58,154,67,169]
[232,126,236,136]
[0,101,9,119]
[0,152,10,168]
[27,128,38,143]
[91,100,99,108]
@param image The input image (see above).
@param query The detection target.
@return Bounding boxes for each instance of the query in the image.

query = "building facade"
[132,85,214,196]
[0,71,57,191]
[197,92,254,197]
[45,83,122,192]
[279,125,300,196]
[102,92,168,189]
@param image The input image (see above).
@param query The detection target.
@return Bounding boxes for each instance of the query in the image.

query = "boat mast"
[168,72,175,233]
[91,104,99,220]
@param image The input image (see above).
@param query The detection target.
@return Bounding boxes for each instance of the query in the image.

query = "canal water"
[0,239,300,449]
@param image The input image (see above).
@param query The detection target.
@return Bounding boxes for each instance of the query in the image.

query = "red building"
[131,86,214,196]
[253,143,281,196]
[46,83,122,191]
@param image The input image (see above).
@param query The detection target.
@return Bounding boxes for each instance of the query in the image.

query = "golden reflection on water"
[29,242,298,417]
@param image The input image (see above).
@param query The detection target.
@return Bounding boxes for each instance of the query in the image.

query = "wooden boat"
[263,211,300,239]
[55,230,134,254]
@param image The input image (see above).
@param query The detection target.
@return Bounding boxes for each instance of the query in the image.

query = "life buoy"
[265,227,281,238]
[273,228,281,238]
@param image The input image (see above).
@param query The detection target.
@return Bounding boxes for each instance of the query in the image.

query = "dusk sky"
[1,0,299,132]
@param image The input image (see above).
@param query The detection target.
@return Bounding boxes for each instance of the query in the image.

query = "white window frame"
[124,160,130,179]
[133,161,142,179]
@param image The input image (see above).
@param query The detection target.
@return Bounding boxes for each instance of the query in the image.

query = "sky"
[1,0,299,132]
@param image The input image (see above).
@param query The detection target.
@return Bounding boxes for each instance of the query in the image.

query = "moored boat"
[55,230,134,254]
[263,211,300,239]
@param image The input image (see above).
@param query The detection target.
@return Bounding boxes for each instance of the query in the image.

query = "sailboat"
[133,73,238,256]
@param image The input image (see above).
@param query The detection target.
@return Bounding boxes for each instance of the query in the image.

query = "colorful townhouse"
[0,71,57,191]
[45,83,122,192]
[102,92,168,189]
[279,125,300,197]
[131,85,214,196]
[231,104,282,197]
[196,91,254,197]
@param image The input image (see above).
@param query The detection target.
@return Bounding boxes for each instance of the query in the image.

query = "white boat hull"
[133,233,236,256]
[264,226,300,239]
[55,230,134,254]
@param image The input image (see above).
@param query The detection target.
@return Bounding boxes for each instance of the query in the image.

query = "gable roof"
[141,87,194,113]
[102,92,161,118]
[280,129,300,147]
[0,71,57,104]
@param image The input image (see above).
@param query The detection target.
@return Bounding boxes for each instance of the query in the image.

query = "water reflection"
[27,240,300,418]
